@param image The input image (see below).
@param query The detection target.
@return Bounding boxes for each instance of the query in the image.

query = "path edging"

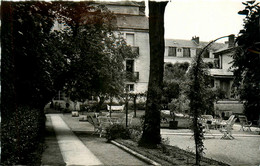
[111,140,161,166]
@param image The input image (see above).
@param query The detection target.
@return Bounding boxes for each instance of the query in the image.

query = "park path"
[49,114,103,166]
[44,113,147,166]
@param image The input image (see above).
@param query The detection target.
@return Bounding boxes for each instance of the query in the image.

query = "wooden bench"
[107,105,125,112]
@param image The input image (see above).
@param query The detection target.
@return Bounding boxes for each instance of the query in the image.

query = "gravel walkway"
[162,128,260,165]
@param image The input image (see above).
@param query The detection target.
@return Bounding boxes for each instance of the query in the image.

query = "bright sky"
[163,0,246,42]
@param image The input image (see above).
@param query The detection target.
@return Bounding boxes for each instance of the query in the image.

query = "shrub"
[1,106,45,165]
[105,124,131,141]
[128,124,143,142]
[127,102,146,110]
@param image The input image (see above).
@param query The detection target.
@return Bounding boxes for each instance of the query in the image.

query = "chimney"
[228,34,235,48]
[192,36,199,44]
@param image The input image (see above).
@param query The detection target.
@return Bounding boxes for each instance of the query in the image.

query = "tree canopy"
[54,2,138,102]
[2,1,137,111]
[1,2,137,164]
[232,1,260,122]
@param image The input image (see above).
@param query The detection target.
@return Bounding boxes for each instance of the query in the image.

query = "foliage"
[163,62,190,112]
[105,124,131,141]
[232,1,260,122]
[159,137,171,155]
[164,62,190,82]
[188,34,230,164]
[1,2,58,164]
[214,87,227,100]
[1,1,138,164]
[188,50,209,165]
[128,124,143,142]
[168,95,189,114]
[1,106,45,165]
[1,2,62,110]
[53,2,138,103]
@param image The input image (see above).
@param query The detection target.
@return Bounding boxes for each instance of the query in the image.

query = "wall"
[221,52,233,70]
[214,100,244,115]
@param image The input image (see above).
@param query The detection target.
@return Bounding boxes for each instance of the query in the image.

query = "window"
[126,84,134,92]
[126,59,134,72]
[168,47,176,57]
[183,48,190,57]
[214,54,219,59]
[177,48,182,52]
[126,33,135,46]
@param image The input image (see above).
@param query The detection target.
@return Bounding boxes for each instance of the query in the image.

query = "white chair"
[219,118,237,140]
[238,115,252,131]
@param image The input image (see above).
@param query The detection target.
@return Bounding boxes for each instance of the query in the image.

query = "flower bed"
[115,139,228,166]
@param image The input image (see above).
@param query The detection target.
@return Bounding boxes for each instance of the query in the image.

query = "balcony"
[132,47,139,55]
[126,71,139,82]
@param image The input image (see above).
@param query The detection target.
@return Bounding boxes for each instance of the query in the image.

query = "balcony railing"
[126,71,139,82]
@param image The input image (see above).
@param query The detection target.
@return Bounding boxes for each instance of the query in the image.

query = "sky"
[164,0,246,42]
[146,0,248,43]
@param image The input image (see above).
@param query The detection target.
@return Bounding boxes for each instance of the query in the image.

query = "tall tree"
[1,2,60,164]
[139,1,168,147]
[1,2,137,164]
[232,1,260,123]
[54,2,137,106]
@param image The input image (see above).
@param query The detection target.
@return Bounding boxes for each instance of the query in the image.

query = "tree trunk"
[139,1,167,147]
[133,94,137,118]
[96,96,105,112]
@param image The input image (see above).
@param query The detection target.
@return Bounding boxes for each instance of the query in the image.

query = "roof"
[165,39,226,51]
[94,1,145,7]
[214,46,237,55]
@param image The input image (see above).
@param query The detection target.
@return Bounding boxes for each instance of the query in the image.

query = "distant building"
[164,35,243,116]
[164,36,225,65]
[210,35,236,99]
[210,35,244,116]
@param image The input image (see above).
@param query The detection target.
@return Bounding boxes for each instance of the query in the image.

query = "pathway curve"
[49,114,103,166]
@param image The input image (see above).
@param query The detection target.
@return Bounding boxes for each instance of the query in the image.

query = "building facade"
[104,1,150,94]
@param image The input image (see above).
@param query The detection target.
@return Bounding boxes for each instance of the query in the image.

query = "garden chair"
[87,115,102,136]
[238,115,252,131]
[120,115,133,126]
[216,115,235,129]
[219,117,237,140]
[98,116,113,137]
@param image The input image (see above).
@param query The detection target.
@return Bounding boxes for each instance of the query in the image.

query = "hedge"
[1,106,45,165]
